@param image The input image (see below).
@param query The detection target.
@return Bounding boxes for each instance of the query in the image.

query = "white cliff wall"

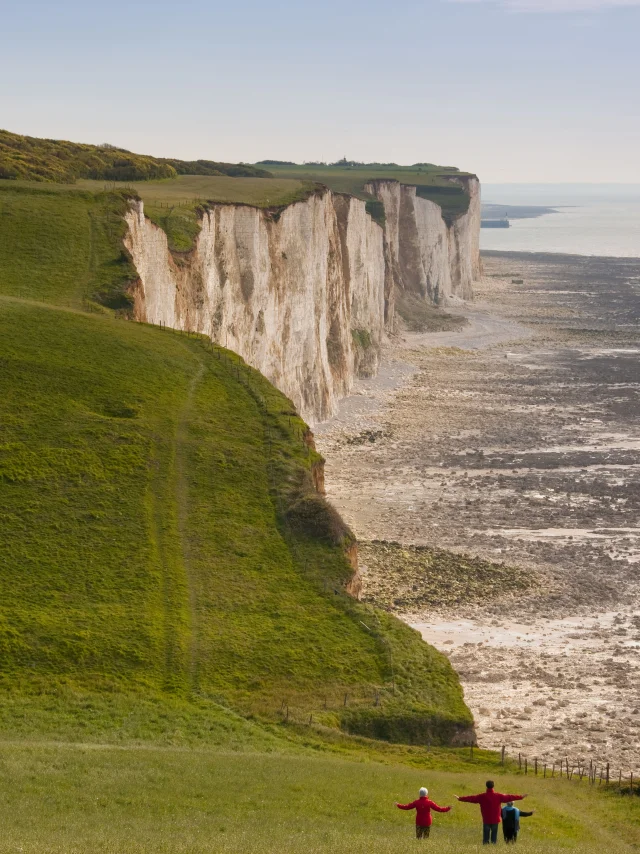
[366,177,481,304]
[125,180,480,423]
[125,191,385,423]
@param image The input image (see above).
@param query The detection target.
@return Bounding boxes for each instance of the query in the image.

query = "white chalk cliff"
[125,179,480,423]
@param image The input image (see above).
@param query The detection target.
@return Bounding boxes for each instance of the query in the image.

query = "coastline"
[315,250,640,769]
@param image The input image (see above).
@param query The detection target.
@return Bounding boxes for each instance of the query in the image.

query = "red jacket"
[397,796,451,827]
[458,790,524,824]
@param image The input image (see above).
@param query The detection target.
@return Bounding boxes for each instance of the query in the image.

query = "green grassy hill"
[0,129,271,182]
[0,180,472,746]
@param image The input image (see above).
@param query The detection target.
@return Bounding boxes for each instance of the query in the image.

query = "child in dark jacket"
[396,787,452,839]
[501,801,534,843]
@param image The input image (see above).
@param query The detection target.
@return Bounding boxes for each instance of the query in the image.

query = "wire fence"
[499,746,640,796]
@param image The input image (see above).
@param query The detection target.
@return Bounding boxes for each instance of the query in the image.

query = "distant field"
[261,163,474,219]
[77,175,315,208]
[78,176,317,252]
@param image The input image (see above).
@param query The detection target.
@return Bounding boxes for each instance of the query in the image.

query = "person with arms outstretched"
[502,801,534,843]
[454,780,526,845]
[396,787,452,839]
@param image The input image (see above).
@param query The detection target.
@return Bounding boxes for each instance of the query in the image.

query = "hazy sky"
[2,0,639,182]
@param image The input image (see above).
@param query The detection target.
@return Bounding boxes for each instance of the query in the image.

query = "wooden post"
[501,746,506,765]
[551,763,555,778]
[544,764,547,779]
[519,753,522,770]
[606,763,610,785]
[525,758,528,775]
[535,758,538,776]
[470,745,474,761]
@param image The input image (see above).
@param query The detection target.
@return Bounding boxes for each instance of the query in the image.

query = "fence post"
[535,758,538,776]
[606,763,610,785]
[544,764,547,779]
[501,746,505,766]
[525,758,528,775]
[551,763,555,778]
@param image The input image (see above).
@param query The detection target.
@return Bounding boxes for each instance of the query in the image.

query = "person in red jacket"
[396,787,452,839]
[455,781,526,845]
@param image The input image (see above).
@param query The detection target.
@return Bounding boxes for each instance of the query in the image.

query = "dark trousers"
[483,824,499,845]
[416,825,431,839]
[503,830,518,843]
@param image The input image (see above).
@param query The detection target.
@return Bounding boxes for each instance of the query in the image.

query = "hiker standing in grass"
[501,801,534,843]
[454,780,526,845]
[396,787,452,839]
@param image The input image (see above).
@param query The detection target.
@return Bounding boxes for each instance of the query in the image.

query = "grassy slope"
[0,129,270,182]
[0,183,471,744]
[0,184,136,308]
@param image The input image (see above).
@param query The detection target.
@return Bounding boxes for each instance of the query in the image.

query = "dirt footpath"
[315,251,640,771]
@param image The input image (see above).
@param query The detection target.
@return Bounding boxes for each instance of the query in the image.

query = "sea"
[480,184,640,258]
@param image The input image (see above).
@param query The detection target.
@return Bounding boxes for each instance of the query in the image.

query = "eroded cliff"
[125,180,480,423]
[366,176,481,304]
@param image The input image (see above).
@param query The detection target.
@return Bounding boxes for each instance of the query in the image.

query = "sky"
[1,0,639,182]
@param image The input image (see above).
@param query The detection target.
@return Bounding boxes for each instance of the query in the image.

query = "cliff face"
[125,191,385,423]
[366,176,481,304]
[125,180,480,423]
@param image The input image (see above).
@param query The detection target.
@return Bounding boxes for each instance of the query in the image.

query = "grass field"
[0,743,639,854]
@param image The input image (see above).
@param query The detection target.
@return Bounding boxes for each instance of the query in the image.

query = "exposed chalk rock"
[366,177,481,303]
[125,181,480,423]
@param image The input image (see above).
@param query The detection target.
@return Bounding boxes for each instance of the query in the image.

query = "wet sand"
[315,251,640,771]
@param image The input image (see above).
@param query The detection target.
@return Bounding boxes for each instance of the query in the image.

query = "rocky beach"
[315,250,640,771]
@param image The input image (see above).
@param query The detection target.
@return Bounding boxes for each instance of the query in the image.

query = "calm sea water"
[480,184,640,258]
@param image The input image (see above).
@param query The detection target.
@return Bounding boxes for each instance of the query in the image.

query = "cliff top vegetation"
[257,161,475,220]
[0,129,271,183]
